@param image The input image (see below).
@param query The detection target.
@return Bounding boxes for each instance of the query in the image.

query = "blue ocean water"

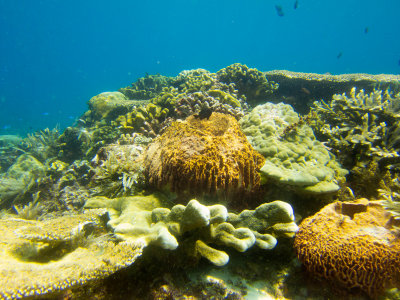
[0,0,399,136]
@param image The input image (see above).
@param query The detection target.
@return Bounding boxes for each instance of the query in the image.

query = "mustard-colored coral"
[294,199,400,298]
[141,112,265,197]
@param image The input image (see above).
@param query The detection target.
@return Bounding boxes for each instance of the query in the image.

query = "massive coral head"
[294,199,400,298]
[141,112,265,203]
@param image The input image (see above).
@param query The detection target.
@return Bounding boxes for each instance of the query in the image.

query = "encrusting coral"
[294,199,400,298]
[140,112,265,200]
[239,102,347,194]
[0,209,143,299]
[84,195,298,267]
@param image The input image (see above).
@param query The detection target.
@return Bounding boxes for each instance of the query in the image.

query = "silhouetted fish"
[337,52,343,59]
[195,107,213,120]
[275,5,284,17]
[364,27,369,34]
[294,0,299,9]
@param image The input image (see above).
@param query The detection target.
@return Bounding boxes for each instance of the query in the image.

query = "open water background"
[0,0,399,135]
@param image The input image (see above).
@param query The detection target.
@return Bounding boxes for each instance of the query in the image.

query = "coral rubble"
[294,199,400,298]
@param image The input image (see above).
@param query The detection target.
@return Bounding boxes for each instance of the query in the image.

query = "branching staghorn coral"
[311,88,400,169]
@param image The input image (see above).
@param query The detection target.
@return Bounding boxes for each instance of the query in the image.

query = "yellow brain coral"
[142,112,265,198]
[294,199,400,298]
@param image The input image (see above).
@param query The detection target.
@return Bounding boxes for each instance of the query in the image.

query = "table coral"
[141,112,265,199]
[294,199,400,298]
[240,102,347,194]
[84,195,298,267]
[0,209,143,299]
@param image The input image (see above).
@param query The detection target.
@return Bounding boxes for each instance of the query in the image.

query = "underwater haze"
[0,0,399,135]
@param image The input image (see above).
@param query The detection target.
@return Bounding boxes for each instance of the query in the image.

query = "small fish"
[337,52,343,59]
[294,0,298,9]
[398,59,400,66]
[42,112,49,116]
[301,87,311,95]
[364,27,369,34]
[195,107,213,120]
[275,5,284,17]
[324,72,332,75]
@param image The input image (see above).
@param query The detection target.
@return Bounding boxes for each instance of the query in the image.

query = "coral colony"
[1,64,400,299]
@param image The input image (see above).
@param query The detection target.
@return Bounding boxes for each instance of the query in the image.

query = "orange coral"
[142,113,265,198]
[294,199,400,297]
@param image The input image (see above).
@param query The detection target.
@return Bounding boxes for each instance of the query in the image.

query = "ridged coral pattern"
[294,199,400,297]
[142,112,265,196]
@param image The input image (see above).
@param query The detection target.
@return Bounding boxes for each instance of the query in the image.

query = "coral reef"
[90,142,145,197]
[20,128,60,163]
[0,135,23,172]
[3,65,400,299]
[84,195,297,266]
[0,209,143,299]
[141,112,265,200]
[264,70,400,114]
[114,102,170,137]
[312,88,400,170]
[85,91,141,124]
[240,102,347,194]
[119,73,173,100]
[294,199,400,298]
[0,154,46,208]
[217,63,278,105]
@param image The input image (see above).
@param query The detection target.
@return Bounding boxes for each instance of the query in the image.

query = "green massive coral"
[240,102,348,194]
[84,195,298,266]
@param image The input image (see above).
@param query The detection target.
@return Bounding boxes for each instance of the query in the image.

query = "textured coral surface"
[0,210,143,299]
[294,199,400,297]
[142,112,265,198]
